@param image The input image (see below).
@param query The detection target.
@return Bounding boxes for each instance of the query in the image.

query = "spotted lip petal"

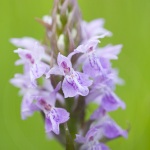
[62,74,90,98]
[46,107,70,135]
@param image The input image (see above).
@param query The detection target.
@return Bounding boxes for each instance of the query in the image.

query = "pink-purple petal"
[46,66,63,78]
[103,118,128,139]
[54,108,70,123]
[75,134,86,144]
[101,91,126,111]
[62,77,78,98]
[45,118,52,133]
[10,37,39,49]
[76,71,93,87]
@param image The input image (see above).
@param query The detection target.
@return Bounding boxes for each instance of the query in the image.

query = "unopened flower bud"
[48,0,82,56]
[57,34,65,52]
[42,15,52,25]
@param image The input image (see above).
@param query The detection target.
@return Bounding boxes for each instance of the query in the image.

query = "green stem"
[64,123,75,150]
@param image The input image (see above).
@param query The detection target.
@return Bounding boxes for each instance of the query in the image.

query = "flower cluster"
[10,0,127,149]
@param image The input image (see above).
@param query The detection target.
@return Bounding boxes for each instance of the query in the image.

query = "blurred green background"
[0,0,150,149]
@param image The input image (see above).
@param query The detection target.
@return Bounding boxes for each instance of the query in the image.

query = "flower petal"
[101,90,126,111]
[76,72,93,87]
[62,76,89,98]
[45,118,52,133]
[48,107,69,135]
[21,94,39,120]
[92,143,110,150]
[62,77,78,98]
[103,118,128,139]
[30,62,48,86]
[49,114,60,134]
[10,37,39,49]
[54,108,69,123]
[75,134,86,144]
[90,106,107,120]
[46,66,63,78]
[57,53,72,69]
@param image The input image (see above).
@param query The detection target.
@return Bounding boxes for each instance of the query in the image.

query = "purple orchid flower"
[14,42,49,86]
[10,73,68,132]
[81,19,112,41]
[75,125,109,150]
[76,115,127,150]
[70,37,123,80]
[87,88,125,112]
[69,36,111,78]
[102,117,128,139]
[10,73,40,119]
[101,89,126,111]
[90,110,128,139]
[44,106,69,135]
[20,80,69,134]
[86,69,125,112]
[34,82,70,134]
[46,53,92,98]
